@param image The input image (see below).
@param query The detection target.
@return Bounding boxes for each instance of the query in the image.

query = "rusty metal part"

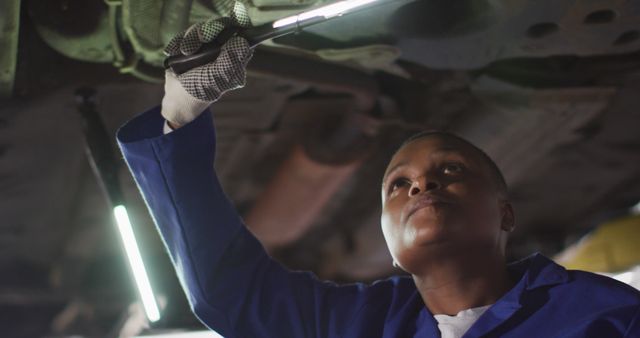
[243,50,381,248]
[245,144,364,248]
[0,0,21,97]
[301,108,379,165]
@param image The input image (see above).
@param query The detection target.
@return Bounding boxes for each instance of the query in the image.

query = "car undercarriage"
[1,0,640,336]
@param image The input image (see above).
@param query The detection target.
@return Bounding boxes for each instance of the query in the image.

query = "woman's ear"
[500,201,515,232]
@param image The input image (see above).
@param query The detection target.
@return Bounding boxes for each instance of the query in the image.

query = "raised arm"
[117,106,379,337]
[114,3,406,336]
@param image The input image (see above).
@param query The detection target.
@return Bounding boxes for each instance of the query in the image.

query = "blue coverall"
[117,107,640,338]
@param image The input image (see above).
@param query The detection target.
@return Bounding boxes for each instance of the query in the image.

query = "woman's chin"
[404,219,450,248]
[405,208,454,242]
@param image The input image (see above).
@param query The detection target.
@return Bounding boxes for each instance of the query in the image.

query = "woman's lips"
[404,194,455,222]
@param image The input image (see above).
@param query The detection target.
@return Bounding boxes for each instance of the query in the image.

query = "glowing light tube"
[273,0,380,28]
[114,205,161,322]
[630,200,640,215]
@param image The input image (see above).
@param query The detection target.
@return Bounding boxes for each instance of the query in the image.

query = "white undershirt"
[433,305,492,338]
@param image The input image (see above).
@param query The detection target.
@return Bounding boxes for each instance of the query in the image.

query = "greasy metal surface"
[393,0,640,69]
[281,0,640,69]
[457,78,617,187]
[0,0,20,97]
[250,49,379,112]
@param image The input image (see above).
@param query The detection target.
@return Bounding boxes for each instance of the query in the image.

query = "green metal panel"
[0,0,20,98]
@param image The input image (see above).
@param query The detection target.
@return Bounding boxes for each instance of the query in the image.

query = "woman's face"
[380,135,513,274]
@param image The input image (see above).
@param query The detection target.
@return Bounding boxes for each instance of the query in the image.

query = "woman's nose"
[408,177,440,196]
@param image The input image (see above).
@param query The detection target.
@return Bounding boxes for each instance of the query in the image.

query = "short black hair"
[399,131,509,198]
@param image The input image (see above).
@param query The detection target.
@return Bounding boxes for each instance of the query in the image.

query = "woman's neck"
[412,253,514,315]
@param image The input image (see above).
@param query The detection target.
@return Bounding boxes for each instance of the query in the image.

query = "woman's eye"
[389,178,410,194]
[443,163,465,174]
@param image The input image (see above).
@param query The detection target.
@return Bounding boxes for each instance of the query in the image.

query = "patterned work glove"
[161,1,253,128]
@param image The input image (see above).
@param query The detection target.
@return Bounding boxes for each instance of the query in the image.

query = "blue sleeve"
[624,306,640,338]
[116,107,378,338]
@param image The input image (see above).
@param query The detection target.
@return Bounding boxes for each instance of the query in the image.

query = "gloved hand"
[161,1,253,128]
